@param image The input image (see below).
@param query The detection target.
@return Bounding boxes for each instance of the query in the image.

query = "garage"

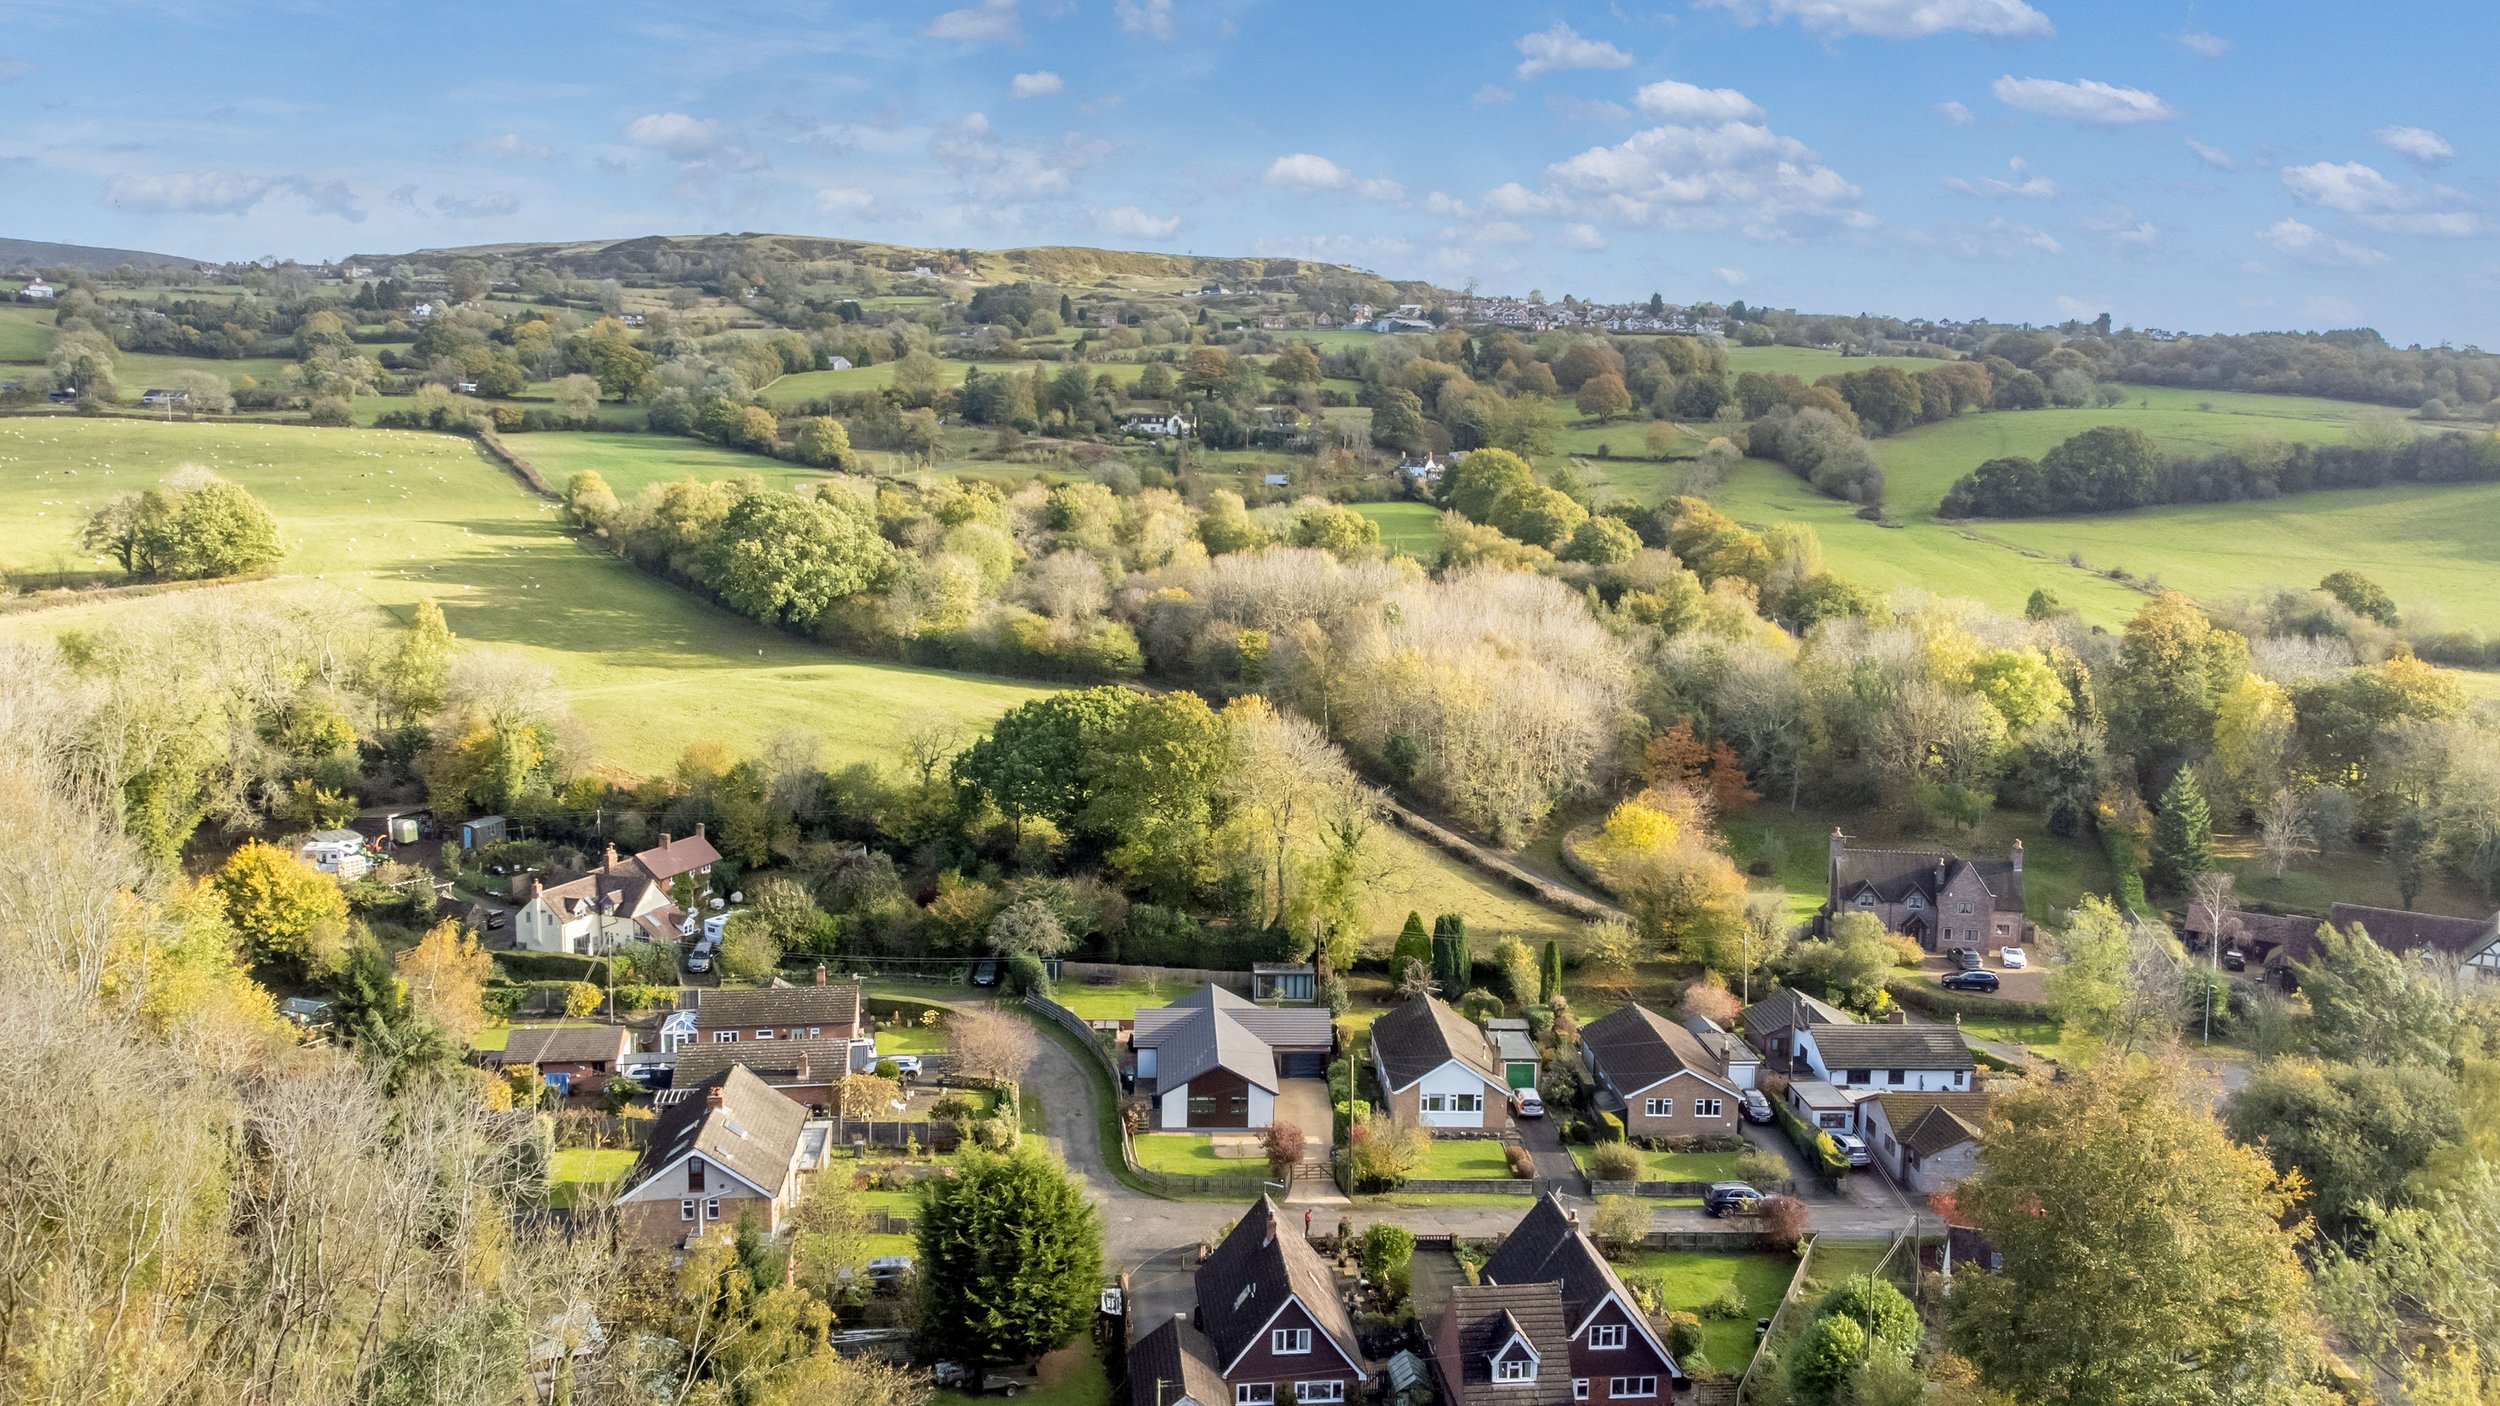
[1280,1050,1329,1079]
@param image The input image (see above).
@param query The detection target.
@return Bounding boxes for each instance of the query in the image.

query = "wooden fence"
[1057,961,1251,994]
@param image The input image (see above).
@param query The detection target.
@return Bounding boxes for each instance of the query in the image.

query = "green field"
[0,305,55,361]
[504,431,834,497]
[1724,345,1958,381]
[1352,501,1440,556]
[0,419,1058,770]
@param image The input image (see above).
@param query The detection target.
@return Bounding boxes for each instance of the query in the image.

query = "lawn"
[1048,981,1178,1021]
[548,1147,637,1208]
[1418,1139,1518,1179]
[1352,501,1441,557]
[0,419,1059,771]
[1614,1248,1797,1372]
[1131,1134,1267,1178]
[1720,804,2112,928]
[1578,1146,1752,1182]
[872,1022,950,1056]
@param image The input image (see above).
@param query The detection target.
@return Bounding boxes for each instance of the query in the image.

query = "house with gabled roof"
[1469,1195,1684,1404]
[2329,903,2500,981]
[1793,1023,1975,1096]
[1578,1004,1741,1140]
[1371,993,1513,1131]
[486,1024,635,1098]
[1128,1197,1365,1406]
[1435,1282,1574,1406]
[514,842,682,956]
[1862,1090,1989,1194]
[664,1038,855,1115]
[1737,987,1851,1070]
[1130,985,1334,1130]
[614,1065,810,1246]
[660,977,863,1052]
[1821,829,2032,954]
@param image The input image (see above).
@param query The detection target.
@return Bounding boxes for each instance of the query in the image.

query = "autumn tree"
[1950,1060,2329,1406]
[1576,372,1632,423]
[214,839,350,978]
[948,1006,1036,1089]
[395,919,492,1046]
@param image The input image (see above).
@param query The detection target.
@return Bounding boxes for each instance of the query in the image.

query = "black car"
[970,958,1001,987]
[1941,969,2000,993]
[1704,1182,1764,1217]
[2221,949,2248,972]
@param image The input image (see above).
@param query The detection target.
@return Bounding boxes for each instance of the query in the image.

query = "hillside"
[0,236,207,272]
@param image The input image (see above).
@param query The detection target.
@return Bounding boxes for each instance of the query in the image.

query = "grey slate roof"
[1832,845,2026,913]
[631,1065,807,1198]
[1804,1023,1975,1073]
[1739,987,1852,1038]
[1371,995,1503,1092]
[688,985,862,1032]
[2329,903,2500,960]
[1128,1317,1228,1406]
[1442,1284,1573,1406]
[1479,1196,1623,1328]
[1132,985,1335,1051]
[1580,1004,1734,1096]
[670,1038,853,1088]
[1195,1197,1360,1371]
[497,1025,632,1067]
[1154,1002,1279,1094]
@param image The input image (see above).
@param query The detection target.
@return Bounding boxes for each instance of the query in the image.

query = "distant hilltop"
[0,236,209,273]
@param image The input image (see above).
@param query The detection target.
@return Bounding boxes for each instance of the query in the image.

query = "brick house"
[1862,1091,1989,1194]
[2329,903,2500,980]
[666,1039,854,1116]
[513,827,723,957]
[660,980,864,1051]
[1128,1197,1365,1406]
[1821,830,2033,954]
[613,1065,809,1246]
[1461,1196,1684,1405]
[1370,994,1513,1132]
[1578,1004,1742,1140]
[487,1024,635,1098]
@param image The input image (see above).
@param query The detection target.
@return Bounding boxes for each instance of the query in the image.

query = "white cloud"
[1701,0,2050,39]
[816,186,877,214]
[2362,211,2491,237]
[436,192,519,218]
[1634,79,1762,123]
[2185,139,2235,170]
[2282,160,2406,214]
[1716,266,1750,287]
[1548,94,1632,124]
[2256,217,2388,267]
[1424,191,1468,215]
[1262,152,1404,202]
[1999,219,2063,254]
[930,115,1106,201]
[1465,220,1533,245]
[1992,76,2175,126]
[923,0,1019,43]
[1936,100,1973,125]
[2175,31,2229,57]
[1114,0,1177,40]
[1009,71,1064,99]
[1481,182,1554,217]
[464,133,550,161]
[1095,204,1180,237]
[104,171,366,221]
[626,112,727,157]
[1944,156,2057,199]
[2374,125,2454,165]
[1513,22,1632,81]
[1561,223,1608,251]
[1472,84,1515,108]
[1539,119,1862,236]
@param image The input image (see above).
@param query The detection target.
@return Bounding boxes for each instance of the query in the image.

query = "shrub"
[558,981,602,1018]
[1263,1123,1308,1179]
[1787,1314,1869,1406]
[1701,1285,1752,1320]
[1816,1275,1918,1356]
[1590,1194,1651,1252]
[1761,1193,1809,1250]
[1663,1311,1705,1358]
[1597,1110,1626,1142]
[1360,1223,1416,1305]
[1588,1142,1642,1181]
[1738,1148,1792,1188]
[1503,1143,1536,1178]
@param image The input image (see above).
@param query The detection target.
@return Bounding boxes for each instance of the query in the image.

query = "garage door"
[1281,1051,1328,1079]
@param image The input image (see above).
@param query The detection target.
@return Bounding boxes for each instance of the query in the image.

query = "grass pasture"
[0,304,56,361]
[0,418,1057,770]
[1353,500,1440,556]
[504,431,833,497]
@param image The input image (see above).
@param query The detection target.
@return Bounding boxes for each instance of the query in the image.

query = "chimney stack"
[604,843,619,869]
[2011,839,2024,873]
[815,964,827,987]
[695,822,707,840]
[658,833,672,852]
[704,1083,726,1109]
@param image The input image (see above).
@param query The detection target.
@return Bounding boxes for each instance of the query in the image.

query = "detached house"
[487,1025,635,1098]
[614,1066,810,1246]
[666,1039,856,1115]
[2330,904,2500,981]
[1861,1091,1989,1194]
[1821,830,2032,954]
[1371,994,1514,1132]
[1741,988,1975,1135]
[1130,985,1334,1131]
[1449,1195,1684,1406]
[1129,1197,1365,1406]
[1578,1005,1742,1140]
[513,828,722,956]
[660,980,864,1052]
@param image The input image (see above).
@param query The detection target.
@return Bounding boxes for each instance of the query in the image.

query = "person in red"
[1303,1208,1313,1238]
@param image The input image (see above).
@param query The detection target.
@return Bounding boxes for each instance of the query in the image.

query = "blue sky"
[5,0,2495,344]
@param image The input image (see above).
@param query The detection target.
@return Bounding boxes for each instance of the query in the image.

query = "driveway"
[1512,1109,1583,1190]
[1272,1078,1334,1162]
[1914,950,2048,1004]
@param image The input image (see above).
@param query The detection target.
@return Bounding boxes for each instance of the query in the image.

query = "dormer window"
[1496,1359,1534,1382]
[1905,894,1924,910]
[1855,893,1875,906]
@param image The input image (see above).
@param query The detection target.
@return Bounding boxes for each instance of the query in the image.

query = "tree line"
[1940,422,2500,517]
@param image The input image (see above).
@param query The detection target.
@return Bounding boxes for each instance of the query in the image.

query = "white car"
[1511,1088,1545,1118]
[1999,946,2028,969]
[1828,1131,1872,1167]
[887,1054,922,1077]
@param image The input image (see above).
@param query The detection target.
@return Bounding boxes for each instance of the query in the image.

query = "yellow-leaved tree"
[395,920,493,1046]
[212,839,349,979]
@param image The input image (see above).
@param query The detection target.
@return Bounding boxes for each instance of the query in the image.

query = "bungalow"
[1128,1196,1365,1406]
[1132,985,1333,1130]
[1466,1196,1684,1404]
[661,979,864,1052]
[139,387,190,409]
[1737,987,1852,1070]
[1578,1004,1742,1140]
[1793,1023,1975,1095]
[1370,994,1513,1132]
[614,1066,811,1246]
[2330,903,2500,981]
[666,1038,855,1116]
[22,277,53,299]
[1121,411,1192,437]
[489,1025,636,1098]
[296,828,372,879]
[1861,1091,1989,1194]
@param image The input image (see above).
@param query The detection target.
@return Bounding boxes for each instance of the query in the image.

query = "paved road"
[1014,1015,1915,1278]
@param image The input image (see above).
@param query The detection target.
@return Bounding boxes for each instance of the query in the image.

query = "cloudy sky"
[5,0,2494,343]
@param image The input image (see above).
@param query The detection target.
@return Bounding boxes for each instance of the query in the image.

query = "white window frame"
[1454,1091,1483,1113]
[703,1197,721,1221]
[1611,1376,1659,1399]
[1573,1381,1590,1402]
[1697,1098,1724,1118]
[1293,1384,1345,1405]
[1272,1328,1312,1355]
[679,1199,696,1221]
[755,1029,774,1040]
[1589,1324,1628,1351]
[1495,1358,1533,1383]
[1643,1098,1672,1118]
[1236,1386,1275,1406]
[713,1031,738,1043]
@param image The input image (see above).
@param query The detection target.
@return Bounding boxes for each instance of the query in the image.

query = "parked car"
[1704,1182,1764,1217]
[1511,1088,1545,1118]
[970,959,1001,988]
[932,1363,1025,1396]
[1828,1131,1872,1168]
[2222,948,2248,972]
[1999,945,2028,969]
[864,1255,913,1295]
[1941,969,1999,993]
[683,949,711,974]
[887,1054,922,1077]
[1950,947,1984,972]
[1741,1089,1774,1124]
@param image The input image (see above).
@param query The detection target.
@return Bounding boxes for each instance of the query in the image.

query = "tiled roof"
[1149,1002,1278,1094]
[635,827,721,884]
[1805,1023,1974,1073]
[631,1065,807,1199]
[1196,1198,1359,1371]
[1133,986,1335,1050]
[1832,845,2027,914]
[1128,1317,1227,1406]
[1875,1091,1991,1157]
[2329,904,2500,960]
[1740,987,1852,1036]
[1442,1284,1573,1406]
[1581,1004,1734,1096]
[688,985,862,1031]
[2188,904,2327,962]
[1371,995,1503,1091]
[497,1025,632,1067]
[670,1038,854,1088]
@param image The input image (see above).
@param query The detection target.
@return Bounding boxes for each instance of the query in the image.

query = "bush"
[614,982,674,1014]
[1588,1142,1642,1181]
[1787,1314,1869,1406]
[1590,1194,1651,1251]
[1663,1311,1705,1358]
[1504,1143,1536,1179]
[1701,1284,1752,1320]
[1816,1275,1918,1356]
[1738,1148,1792,1188]
[558,981,603,1018]
[1761,1193,1809,1250]
[1006,950,1050,996]
[1360,1223,1416,1306]
[1263,1123,1308,1179]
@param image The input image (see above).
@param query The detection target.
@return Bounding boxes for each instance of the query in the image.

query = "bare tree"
[948,1007,1036,1090]
[2255,787,2317,879]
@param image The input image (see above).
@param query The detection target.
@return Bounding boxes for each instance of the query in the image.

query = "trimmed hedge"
[494,950,613,984]
[1769,1089,1852,1177]
[1884,977,2052,1026]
